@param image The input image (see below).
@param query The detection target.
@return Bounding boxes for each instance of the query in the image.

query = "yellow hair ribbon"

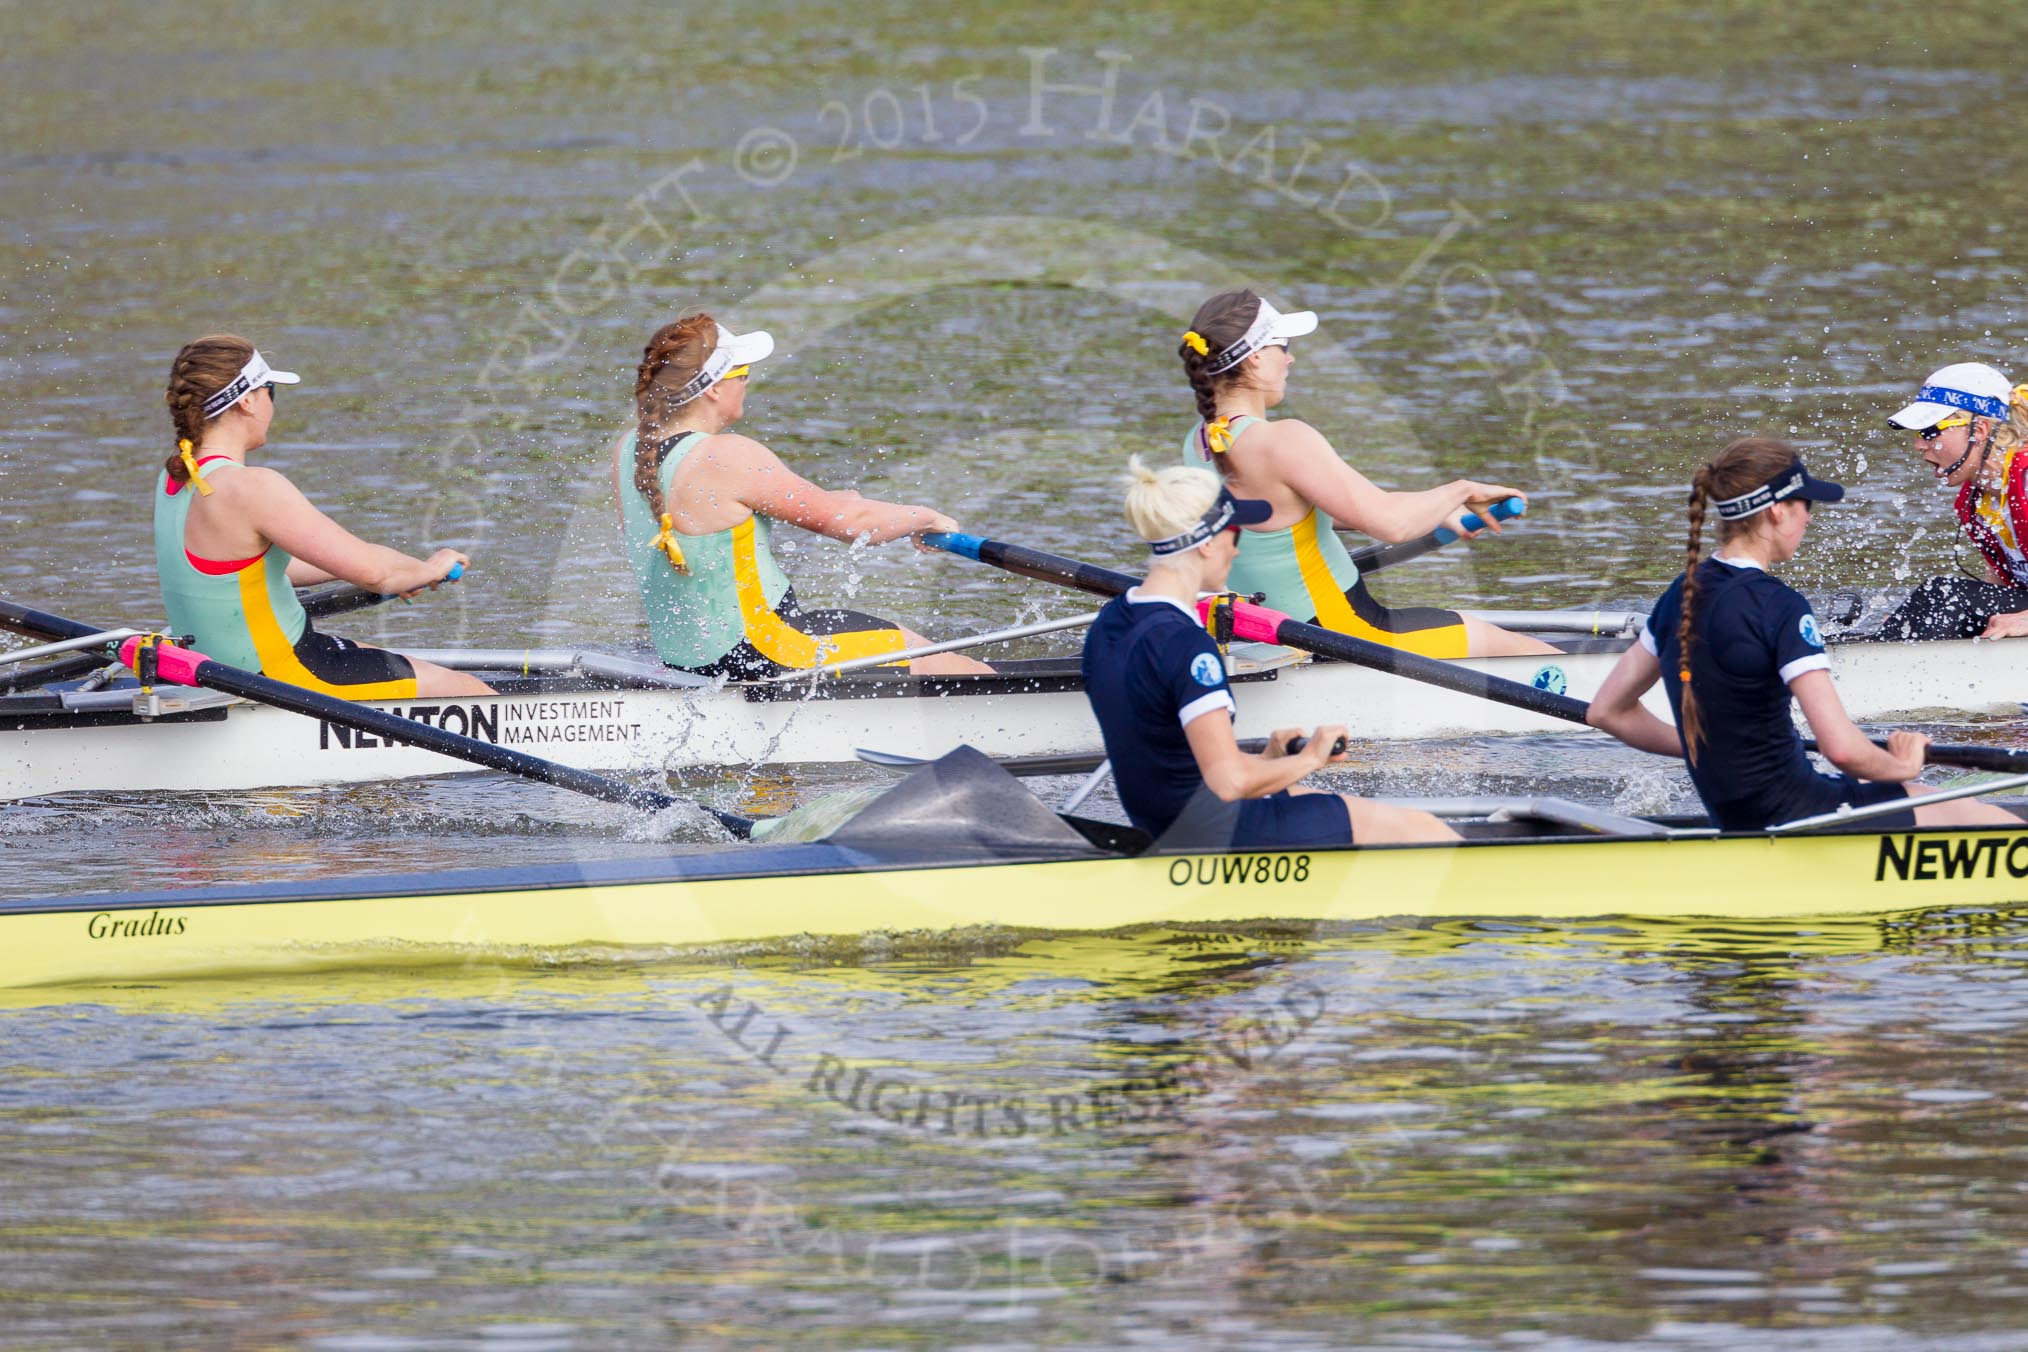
[177,438,212,497]
[1203,416,1234,455]
[724,365,751,380]
[1182,330,1209,356]
[649,513,689,574]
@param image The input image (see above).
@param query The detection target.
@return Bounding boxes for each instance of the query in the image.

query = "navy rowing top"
[1643,556,1833,829]
[1080,591,1236,837]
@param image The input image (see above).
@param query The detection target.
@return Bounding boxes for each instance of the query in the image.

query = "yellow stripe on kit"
[1291,511,1359,631]
[730,517,907,668]
[239,563,417,700]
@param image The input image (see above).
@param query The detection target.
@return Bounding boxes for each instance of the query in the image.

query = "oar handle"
[300,560,467,619]
[1803,736,2028,776]
[1349,497,1527,573]
[1280,734,1350,757]
[1435,496,1526,546]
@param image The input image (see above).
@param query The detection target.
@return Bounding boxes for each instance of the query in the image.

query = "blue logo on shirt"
[1189,653,1224,687]
[1799,614,1822,648]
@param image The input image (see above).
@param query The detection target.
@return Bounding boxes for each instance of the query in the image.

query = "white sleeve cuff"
[1638,620,1658,655]
[1178,690,1237,727]
[1779,653,1831,684]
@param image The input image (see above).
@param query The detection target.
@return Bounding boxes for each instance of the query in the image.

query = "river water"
[6,2,2028,1346]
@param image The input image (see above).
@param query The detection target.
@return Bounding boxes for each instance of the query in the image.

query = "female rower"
[157,335,487,698]
[613,315,990,678]
[1177,289,1555,658]
[1586,436,2015,831]
[1080,457,1457,849]
[1877,362,2028,641]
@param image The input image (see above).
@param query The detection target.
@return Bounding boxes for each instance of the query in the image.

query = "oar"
[113,634,754,838]
[923,532,1593,726]
[1345,497,1525,573]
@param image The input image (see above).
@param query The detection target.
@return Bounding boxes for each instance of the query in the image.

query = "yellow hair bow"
[178,438,212,497]
[1203,416,1234,455]
[649,513,689,574]
[1182,330,1209,356]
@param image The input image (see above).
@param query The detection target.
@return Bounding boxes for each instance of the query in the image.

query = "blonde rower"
[1079,458,1456,849]
[1178,290,1554,658]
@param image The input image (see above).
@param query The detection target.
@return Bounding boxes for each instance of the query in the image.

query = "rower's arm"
[1272,422,1522,543]
[1790,670,1913,781]
[1584,641,1681,757]
[238,468,463,596]
[1185,712,1343,801]
[284,560,338,586]
[719,436,953,544]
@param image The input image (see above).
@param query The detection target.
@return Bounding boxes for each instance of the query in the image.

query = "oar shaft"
[1228,602,1593,726]
[925,533,1139,600]
[119,637,751,836]
[1347,497,1526,573]
[0,599,105,644]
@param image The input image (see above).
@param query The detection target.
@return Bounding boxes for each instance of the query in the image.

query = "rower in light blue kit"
[1586,436,2016,831]
[1079,457,1457,850]
[154,334,487,699]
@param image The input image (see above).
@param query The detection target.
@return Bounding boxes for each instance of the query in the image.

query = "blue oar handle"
[444,560,466,582]
[1431,496,1525,547]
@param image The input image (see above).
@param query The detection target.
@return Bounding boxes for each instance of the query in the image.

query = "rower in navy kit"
[1080,457,1456,849]
[1586,437,2016,831]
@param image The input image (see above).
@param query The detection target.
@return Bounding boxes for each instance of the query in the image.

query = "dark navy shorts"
[292,622,415,686]
[1718,774,1914,832]
[1160,789,1354,850]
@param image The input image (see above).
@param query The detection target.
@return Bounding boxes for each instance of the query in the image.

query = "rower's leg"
[1905,786,2024,828]
[1340,795,1460,844]
[893,626,993,676]
[410,658,495,697]
[1461,615,1559,658]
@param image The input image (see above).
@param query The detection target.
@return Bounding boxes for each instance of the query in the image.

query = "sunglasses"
[262,381,279,402]
[1915,414,1972,440]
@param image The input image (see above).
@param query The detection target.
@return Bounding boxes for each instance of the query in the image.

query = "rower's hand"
[1882,729,1930,781]
[1264,727,1305,759]
[401,550,469,599]
[1447,483,1526,538]
[912,512,961,553]
[1983,609,2028,640]
[1301,725,1351,768]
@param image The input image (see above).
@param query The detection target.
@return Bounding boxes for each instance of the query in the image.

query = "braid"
[1178,289,1264,476]
[631,315,717,525]
[162,334,254,483]
[631,315,718,573]
[1676,463,1713,765]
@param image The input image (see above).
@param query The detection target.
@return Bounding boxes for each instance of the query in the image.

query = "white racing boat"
[0,630,2018,799]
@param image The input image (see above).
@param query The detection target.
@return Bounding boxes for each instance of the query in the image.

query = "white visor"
[202,350,301,419]
[667,324,775,406]
[1203,300,1318,376]
[1887,361,2014,429]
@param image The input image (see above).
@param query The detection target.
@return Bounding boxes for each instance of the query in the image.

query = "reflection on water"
[10,921,2028,1347]
[9,0,2028,1345]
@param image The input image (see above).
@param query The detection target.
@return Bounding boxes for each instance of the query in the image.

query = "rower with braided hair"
[1176,288,1554,658]
[611,314,988,678]
[156,335,488,699]
[1586,436,2015,831]
[1878,362,2028,641]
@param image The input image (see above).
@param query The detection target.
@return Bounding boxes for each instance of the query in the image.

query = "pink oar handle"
[1196,596,1291,644]
[119,635,210,685]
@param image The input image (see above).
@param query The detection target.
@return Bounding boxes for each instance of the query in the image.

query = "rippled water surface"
[7,1,2028,1346]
